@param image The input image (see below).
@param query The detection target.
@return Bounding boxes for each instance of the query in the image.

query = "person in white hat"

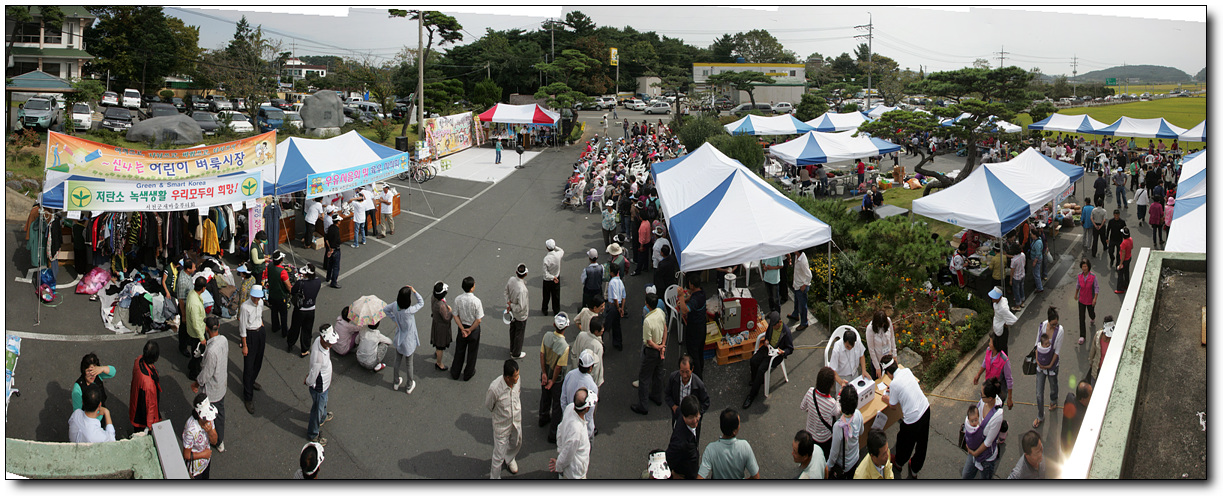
[504,263,530,359]
[486,359,522,479]
[579,248,604,310]
[305,324,338,446]
[182,392,220,479]
[240,284,267,414]
[988,286,1018,356]
[541,239,564,316]
[601,200,619,247]
[295,441,325,479]
[550,387,595,479]
[561,349,601,440]
[540,312,571,443]
[378,185,395,238]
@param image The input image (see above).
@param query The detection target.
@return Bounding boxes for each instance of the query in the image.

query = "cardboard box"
[850,375,876,408]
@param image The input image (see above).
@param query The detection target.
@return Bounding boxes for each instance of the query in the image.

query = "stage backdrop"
[422,112,474,159]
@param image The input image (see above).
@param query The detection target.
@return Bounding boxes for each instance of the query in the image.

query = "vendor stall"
[1165,150,1206,253]
[767,130,901,166]
[1090,116,1187,140]
[804,111,870,132]
[722,114,815,136]
[1026,113,1109,134]
[1179,119,1206,142]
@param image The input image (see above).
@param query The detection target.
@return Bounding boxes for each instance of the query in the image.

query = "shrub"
[677,115,726,152]
[923,349,962,385]
[370,118,394,143]
[958,312,994,354]
[707,134,764,173]
[9,128,42,149]
[159,89,175,101]
[852,216,946,300]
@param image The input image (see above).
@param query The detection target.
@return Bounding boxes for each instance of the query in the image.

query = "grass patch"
[875,186,962,241]
[356,127,418,149]
[1046,98,1207,151]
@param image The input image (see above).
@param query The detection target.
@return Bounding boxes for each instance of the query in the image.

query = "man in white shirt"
[349,189,367,248]
[450,276,484,381]
[541,239,564,316]
[504,263,530,359]
[605,264,626,351]
[881,355,931,479]
[305,324,338,445]
[192,316,228,451]
[301,198,322,247]
[240,285,267,415]
[829,331,866,386]
[570,318,606,388]
[988,287,1018,356]
[360,185,377,238]
[560,350,600,440]
[550,388,595,479]
[788,250,812,331]
[68,388,116,443]
[378,185,395,238]
[486,359,523,479]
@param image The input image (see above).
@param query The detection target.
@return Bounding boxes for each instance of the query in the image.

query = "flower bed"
[845,285,967,362]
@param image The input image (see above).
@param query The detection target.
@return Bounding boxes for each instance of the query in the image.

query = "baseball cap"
[587,248,598,259]
[516,263,528,276]
[645,285,657,295]
[545,239,557,250]
[554,312,570,330]
[574,390,598,410]
[249,285,265,298]
[578,349,598,368]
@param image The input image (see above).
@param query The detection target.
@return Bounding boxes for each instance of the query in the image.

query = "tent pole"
[827,241,831,330]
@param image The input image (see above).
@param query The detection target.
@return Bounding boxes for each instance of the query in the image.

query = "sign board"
[609,47,618,66]
[422,112,476,158]
[1055,183,1076,205]
[248,197,265,248]
[1127,78,1140,83]
[1105,78,1117,86]
[305,153,410,199]
[65,171,263,212]
[46,131,277,181]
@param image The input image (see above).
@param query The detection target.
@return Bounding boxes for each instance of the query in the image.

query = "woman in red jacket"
[130,341,163,432]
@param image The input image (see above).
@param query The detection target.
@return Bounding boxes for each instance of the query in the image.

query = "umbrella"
[350,295,388,326]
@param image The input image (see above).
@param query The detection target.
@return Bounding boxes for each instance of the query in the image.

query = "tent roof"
[1165,150,1206,252]
[1027,113,1108,134]
[274,131,403,196]
[862,105,900,119]
[768,130,901,165]
[1092,116,1187,139]
[651,143,831,272]
[912,148,1084,238]
[723,114,815,135]
[477,103,559,125]
[6,70,75,92]
[1179,119,1206,142]
[942,113,1022,133]
[804,111,870,132]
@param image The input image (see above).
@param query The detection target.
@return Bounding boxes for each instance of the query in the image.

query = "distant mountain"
[1075,64,1192,83]
[1195,67,1206,83]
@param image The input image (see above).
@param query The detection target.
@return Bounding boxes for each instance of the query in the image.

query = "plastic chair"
[588,186,604,213]
[664,284,681,344]
[825,325,863,369]
[754,331,789,398]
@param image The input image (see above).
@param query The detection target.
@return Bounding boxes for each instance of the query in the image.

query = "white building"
[692,62,807,105]
[4,6,96,79]
[282,58,328,82]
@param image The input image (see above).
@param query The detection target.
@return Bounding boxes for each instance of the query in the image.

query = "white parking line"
[385,181,472,200]
[401,210,440,221]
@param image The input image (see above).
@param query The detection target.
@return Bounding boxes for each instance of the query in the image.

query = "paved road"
[4,128,1149,479]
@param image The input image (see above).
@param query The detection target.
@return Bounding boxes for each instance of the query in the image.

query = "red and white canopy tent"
[477,103,560,126]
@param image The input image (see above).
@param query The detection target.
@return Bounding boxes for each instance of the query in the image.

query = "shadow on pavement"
[400,448,487,478]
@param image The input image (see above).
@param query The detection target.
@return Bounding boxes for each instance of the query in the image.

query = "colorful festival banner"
[45,131,277,181]
[248,198,265,249]
[64,172,263,212]
[422,112,474,158]
[305,153,410,199]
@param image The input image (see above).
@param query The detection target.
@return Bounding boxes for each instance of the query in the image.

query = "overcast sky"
[170,4,1207,78]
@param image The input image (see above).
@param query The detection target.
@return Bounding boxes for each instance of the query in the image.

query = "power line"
[994,45,1010,67]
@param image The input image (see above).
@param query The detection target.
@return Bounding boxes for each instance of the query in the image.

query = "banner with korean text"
[64,172,263,212]
[304,153,410,199]
[45,130,277,181]
[422,112,474,158]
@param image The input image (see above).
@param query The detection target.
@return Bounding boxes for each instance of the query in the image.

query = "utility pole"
[854,12,873,110]
[1071,55,1078,98]
[417,10,424,137]
[994,45,1009,68]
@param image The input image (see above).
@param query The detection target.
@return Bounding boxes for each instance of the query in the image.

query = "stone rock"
[305,127,341,138]
[832,300,846,316]
[301,91,345,129]
[6,181,24,191]
[948,307,977,326]
[897,347,923,370]
[125,114,203,146]
[21,178,41,191]
[6,171,14,179]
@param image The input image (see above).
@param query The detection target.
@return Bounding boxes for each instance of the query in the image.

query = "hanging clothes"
[201,218,220,256]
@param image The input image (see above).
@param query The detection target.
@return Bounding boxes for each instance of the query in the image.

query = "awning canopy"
[862,105,899,120]
[723,114,815,135]
[650,143,831,272]
[476,103,559,125]
[1092,116,1187,139]
[767,130,902,165]
[1179,119,1206,142]
[1027,114,1109,134]
[804,111,870,132]
[912,148,1085,238]
[1164,150,1206,253]
[274,130,404,195]
[941,113,1021,133]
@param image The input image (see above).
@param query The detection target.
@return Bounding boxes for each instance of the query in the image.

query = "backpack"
[644,198,659,221]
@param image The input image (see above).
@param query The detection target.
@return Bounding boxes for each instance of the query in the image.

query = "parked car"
[122,89,141,109]
[270,98,291,111]
[191,96,210,111]
[141,94,161,108]
[772,102,794,114]
[147,102,178,118]
[100,107,133,132]
[625,99,647,110]
[351,101,384,119]
[229,97,246,110]
[391,103,410,120]
[283,110,304,130]
[101,91,120,107]
[644,101,672,115]
[217,110,255,133]
[256,106,285,132]
[731,103,774,116]
[595,96,616,110]
[70,103,93,131]
[342,106,374,124]
[1177,92,1192,97]
[18,96,60,129]
[191,111,221,136]
[209,97,233,112]
[171,97,186,112]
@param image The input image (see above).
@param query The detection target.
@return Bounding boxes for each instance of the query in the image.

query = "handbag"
[828,422,851,479]
[1022,346,1039,375]
[958,424,968,451]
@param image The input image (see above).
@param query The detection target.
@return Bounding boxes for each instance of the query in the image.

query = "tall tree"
[86,7,189,92]
[535,48,608,94]
[563,11,596,36]
[202,16,282,117]
[6,6,64,74]
[732,29,798,63]
[707,70,774,107]
[707,34,737,63]
[793,92,829,122]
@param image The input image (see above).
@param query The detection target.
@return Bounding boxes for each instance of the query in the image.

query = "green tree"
[200,16,282,117]
[707,70,774,107]
[794,92,829,121]
[677,114,727,152]
[470,78,502,110]
[805,52,834,86]
[828,52,860,80]
[707,34,738,63]
[86,7,191,93]
[1027,100,1058,126]
[851,216,947,301]
[389,10,463,134]
[563,11,596,36]
[708,134,765,173]
[812,81,861,111]
[732,29,798,63]
[533,81,589,110]
[535,48,606,93]
[424,78,466,115]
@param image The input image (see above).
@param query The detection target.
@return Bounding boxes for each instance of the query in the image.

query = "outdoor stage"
[434,145,542,183]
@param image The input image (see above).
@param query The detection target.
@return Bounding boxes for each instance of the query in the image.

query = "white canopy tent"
[1179,119,1206,142]
[274,130,406,196]
[804,111,870,132]
[1164,150,1206,253]
[1027,114,1109,134]
[723,114,815,136]
[650,143,831,272]
[768,130,902,165]
[1092,116,1187,139]
[862,105,899,119]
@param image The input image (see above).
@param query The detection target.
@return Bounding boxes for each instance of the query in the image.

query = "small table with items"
[856,372,903,432]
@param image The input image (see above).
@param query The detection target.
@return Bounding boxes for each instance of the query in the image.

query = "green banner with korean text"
[64,172,263,212]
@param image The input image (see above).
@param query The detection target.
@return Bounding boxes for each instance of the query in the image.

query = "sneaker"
[632,380,639,388]
[351,243,358,248]
[515,352,527,359]
[406,380,417,394]
[394,377,403,391]
[310,436,327,447]
[321,412,334,426]
[215,441,225,453]
[374,363,386,372]
[1078,337,1086,345]
[506,459,518,474]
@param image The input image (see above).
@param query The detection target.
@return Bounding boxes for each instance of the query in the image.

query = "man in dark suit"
[665,395,702,479]
[665,356,711,430]
[742,311,794,409]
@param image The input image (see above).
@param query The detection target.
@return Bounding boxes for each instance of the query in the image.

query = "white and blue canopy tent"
[1026,114,1109,134]
[767,130,902,165]
[862,105,900,120]
[650,142,832,272]
[1091,116,1187,139]
[1164,150,1206,253]
[804,111,870,132]
[1179,119,1206,142]
[940,113,1022,133]
[273,130,407,196]
[912,148,1085,238]
[723,114,816,136]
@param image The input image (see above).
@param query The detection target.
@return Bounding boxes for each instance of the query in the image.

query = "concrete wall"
[5,434,164,479]
[736,85,805,106]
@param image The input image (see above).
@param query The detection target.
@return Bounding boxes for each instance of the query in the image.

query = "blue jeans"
[352,221,365,247]
[495,149,502,163]
[327,250,341,285]
[1035,369,1058,420]
[307,387,329,439]
[789,287,808,325]
[1115,186,1127,210]
[1032,259,1044,292]
[1012,276,1025,306]
[962,454,997,479]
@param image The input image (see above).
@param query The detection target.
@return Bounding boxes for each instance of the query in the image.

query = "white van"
[122,89,141,109]
[352,101,384,119]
